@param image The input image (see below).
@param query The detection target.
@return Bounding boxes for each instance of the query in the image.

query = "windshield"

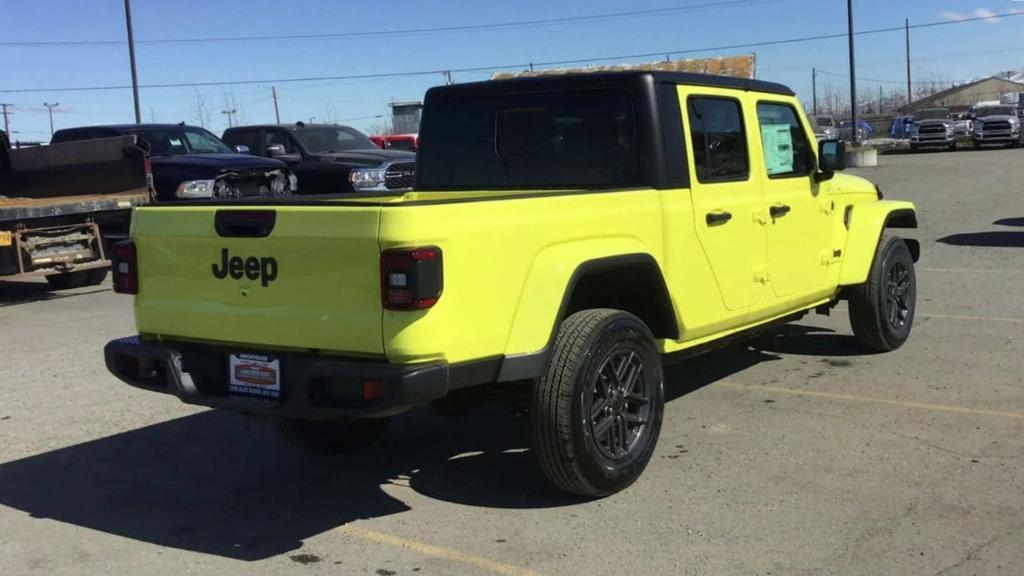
[133,127,233,156]
[976,106,1016,117]
[418,89,640,190]
[815,116,834,128]
[293,126,377,153]
[915,109,950,120]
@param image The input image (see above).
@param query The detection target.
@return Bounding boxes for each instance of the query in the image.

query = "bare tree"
[366,119,393,136]
[191,89,211,128]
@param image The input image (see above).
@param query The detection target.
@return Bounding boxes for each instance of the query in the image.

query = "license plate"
[228,353,281,399]
[0,231,11,247]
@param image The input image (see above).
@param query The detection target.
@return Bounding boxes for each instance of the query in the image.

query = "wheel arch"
[498,250,677,381]
[838,201,919,287]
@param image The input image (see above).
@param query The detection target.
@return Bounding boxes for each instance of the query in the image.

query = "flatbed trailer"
[1,132,151,288]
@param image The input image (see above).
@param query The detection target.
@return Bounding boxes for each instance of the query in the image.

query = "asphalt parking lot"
[1,146,1022,576]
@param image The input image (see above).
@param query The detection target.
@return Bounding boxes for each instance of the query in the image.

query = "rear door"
[681,89,768,319]
[754,101,834,305]
[132,204,385,355]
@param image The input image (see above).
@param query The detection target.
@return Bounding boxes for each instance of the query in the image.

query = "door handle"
[769,204,791,218]
[705,210,733,226]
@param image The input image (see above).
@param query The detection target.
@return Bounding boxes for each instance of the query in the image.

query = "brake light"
[380,246,442,310]
[111,240,138,294]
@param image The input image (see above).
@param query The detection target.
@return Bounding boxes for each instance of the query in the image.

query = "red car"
[369,133,418,151]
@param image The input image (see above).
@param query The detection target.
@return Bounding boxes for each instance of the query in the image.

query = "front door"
[754,101,834,303]
[682,91,768,315]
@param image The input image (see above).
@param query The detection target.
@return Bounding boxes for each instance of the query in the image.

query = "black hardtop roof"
[425,71,794,100]
[54,123,211,133]
[224,123,357,132]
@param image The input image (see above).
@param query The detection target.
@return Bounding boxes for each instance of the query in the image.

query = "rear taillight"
[111,240,138,294]
[380,246,442,310]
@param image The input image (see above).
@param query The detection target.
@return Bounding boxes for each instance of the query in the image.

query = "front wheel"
[848,237,917,352]
[530,309,665,498]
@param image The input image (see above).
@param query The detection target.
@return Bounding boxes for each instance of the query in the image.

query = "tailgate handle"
[214,210,277,238]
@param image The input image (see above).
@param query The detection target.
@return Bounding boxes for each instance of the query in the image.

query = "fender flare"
[838,201,919,286]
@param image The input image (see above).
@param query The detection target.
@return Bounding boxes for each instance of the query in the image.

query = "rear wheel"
[276,417,390,455]
[848,237,916,352]
[531,309,664,498]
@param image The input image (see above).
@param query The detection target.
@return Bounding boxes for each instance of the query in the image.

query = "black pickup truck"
[222,123,416,194]
[51,124,296,201]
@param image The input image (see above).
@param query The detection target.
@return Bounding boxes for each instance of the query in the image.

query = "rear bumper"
[104,336,451,419]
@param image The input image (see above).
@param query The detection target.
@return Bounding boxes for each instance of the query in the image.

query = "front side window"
[756,103,814,178]
[417,89,639,189]
[687,97,748,183]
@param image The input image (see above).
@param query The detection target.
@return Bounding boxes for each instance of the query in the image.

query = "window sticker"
[761,124,794,175]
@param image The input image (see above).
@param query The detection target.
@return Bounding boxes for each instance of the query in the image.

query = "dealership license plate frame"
[228,353,282,400]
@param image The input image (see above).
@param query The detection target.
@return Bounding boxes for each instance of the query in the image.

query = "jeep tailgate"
[131,205,384,355]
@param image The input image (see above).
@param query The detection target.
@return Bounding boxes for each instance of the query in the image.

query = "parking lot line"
[720,382,1024,420]
[918,267,1024,275]
[342,524,542,576]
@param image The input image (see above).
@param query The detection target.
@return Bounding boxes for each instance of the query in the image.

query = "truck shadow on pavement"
[0,280,109,307]
[0,323,867,561]
[937,217,1024,248]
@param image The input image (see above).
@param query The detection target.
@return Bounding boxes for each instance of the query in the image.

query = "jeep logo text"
[212,248,278,287]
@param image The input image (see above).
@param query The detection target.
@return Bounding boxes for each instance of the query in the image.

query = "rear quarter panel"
[378,190,666,364]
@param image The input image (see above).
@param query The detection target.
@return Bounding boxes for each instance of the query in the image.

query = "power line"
[0,0,781,47]
[2,9,1022,95]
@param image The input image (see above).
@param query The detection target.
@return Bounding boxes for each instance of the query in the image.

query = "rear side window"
[418,89,640,189]
[756,103,814,178]
[687,97,748,183]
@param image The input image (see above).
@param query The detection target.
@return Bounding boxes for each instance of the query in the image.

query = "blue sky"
[1,0,1022,142]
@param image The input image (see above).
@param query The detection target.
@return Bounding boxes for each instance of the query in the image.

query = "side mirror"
[815,139,846,182]
[266,144,287,157]
[233,144,251,154]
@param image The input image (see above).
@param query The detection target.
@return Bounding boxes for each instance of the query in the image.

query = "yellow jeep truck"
[104,72,919,497]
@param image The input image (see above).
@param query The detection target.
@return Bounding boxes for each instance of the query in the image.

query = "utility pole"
[847,0,858,144]
[905,18,912,108]
[124,0,142,124]
[444,70,453,85]
[221,108,237,128]
[0,103,11,136]
[271,86,281,123]
[879,85,883,114]
[812,68,818,116]
[43,102,59,137]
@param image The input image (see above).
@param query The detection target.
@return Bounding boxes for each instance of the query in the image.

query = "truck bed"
[1,135,150,224]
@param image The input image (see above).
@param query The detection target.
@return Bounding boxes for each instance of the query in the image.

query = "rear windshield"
[417,89,640,189]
